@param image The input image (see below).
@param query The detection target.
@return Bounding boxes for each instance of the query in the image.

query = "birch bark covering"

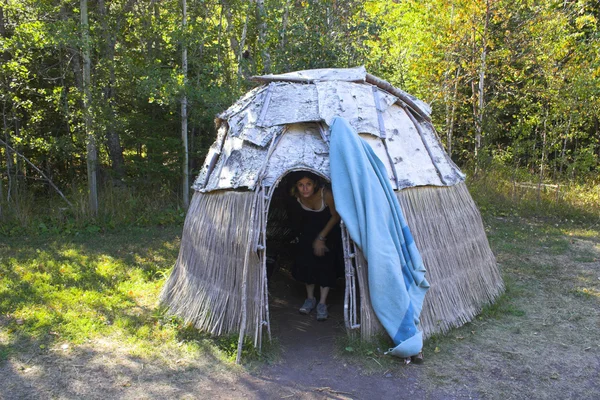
[194,67,465,192]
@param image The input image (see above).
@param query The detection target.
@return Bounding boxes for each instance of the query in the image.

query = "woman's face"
[296,177,316,198]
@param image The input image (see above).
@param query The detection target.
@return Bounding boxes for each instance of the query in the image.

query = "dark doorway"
[265,171,346,350]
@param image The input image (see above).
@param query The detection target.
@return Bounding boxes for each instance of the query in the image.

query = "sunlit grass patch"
[0,228,189,361]
[0,226,278,367]
[571,287,600,300]
[468,164,600,224]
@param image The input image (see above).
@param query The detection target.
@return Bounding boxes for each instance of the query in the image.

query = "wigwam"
[160,66,504,362]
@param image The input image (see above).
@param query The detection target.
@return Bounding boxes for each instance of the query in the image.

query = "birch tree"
[81,0,98,215]
[181,0,189,210]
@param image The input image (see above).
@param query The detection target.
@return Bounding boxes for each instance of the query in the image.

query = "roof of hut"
[193,66,465,192]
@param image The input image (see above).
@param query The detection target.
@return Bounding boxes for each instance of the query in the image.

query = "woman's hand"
[313,238,329,257]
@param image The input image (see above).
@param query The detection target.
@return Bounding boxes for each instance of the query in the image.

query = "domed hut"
[161,67,503,361]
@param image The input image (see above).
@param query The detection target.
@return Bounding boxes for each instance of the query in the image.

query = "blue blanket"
[329,117,430,358]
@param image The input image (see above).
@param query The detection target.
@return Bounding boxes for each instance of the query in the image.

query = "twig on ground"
[314,387,353,395]
[370,356,382,367]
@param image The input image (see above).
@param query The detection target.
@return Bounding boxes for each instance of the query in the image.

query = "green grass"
[0,225,271,366]
[2,166,599,378]
[468,163,600,224]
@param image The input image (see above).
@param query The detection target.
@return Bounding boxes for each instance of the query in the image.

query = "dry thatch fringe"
[399,182,504,337]
[162,182,502,348]
[357,182,503,340]
[354,247,385,340]
[160,191,263,339]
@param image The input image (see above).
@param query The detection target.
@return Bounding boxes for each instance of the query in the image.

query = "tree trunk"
[2,111,12,204]
[256,0,271,73]
[559,115,571,175]
[222,1,240,65]
[181,0,189,210]
[537,108,548,203]
[81,0,98,215]
[1,7,7,213]
[237,11,249,79]
[473,0,490,173]
[0,145,3,219]
[279,0,291,70]
[446,66,460,157]
[98,0,125,181]
[594,116,599,159]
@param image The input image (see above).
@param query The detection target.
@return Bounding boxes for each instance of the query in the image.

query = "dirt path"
[252,271,431,400]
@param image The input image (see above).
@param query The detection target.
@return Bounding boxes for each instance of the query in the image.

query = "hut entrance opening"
[264,171,349,335]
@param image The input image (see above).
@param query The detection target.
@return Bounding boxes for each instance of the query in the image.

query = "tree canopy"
[1,0,598,213]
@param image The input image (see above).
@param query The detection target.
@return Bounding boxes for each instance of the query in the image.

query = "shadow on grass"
[0,227,183,360]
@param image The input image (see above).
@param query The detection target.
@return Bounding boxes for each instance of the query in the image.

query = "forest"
[0,0,599,230]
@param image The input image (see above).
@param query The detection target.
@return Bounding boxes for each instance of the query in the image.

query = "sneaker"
[299,298,316,315]
[316,303,328,321]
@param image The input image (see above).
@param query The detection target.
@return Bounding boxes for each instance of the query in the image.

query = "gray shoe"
[299,298,316,314]
[316,303,328,321]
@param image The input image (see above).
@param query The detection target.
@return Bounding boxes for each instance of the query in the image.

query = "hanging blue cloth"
[329,116,430,358]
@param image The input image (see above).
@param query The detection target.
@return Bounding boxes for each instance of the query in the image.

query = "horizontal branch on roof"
[365,73,432,123]
[249,75,365,84]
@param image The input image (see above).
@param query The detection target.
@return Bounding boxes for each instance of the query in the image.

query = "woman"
[287,171,342,321]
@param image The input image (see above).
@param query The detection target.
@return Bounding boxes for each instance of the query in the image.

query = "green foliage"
[0,184,185,237]
[0,0,599,224]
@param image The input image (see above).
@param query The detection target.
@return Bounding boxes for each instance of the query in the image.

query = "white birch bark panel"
[241,125,285,147]
[382,106,444,188]
[259,66,367,83]
[417,121,465,184]
[397,87,432,118]
[316,81,397,137]
[256,83,320,127]
[193,124,228,191]
[218,85,266,121]
[226,89,266,139]
[262,123,330,187]
[358,133,398,190]
[203,136,268,191]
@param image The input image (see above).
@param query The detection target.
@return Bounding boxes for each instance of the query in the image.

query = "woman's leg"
[299,284,317,314]
[316,286,330,321]
[319,286,329,304]
[306,283,315,299]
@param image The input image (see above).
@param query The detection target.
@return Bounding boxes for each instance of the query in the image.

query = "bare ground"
[1,217,599,399]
